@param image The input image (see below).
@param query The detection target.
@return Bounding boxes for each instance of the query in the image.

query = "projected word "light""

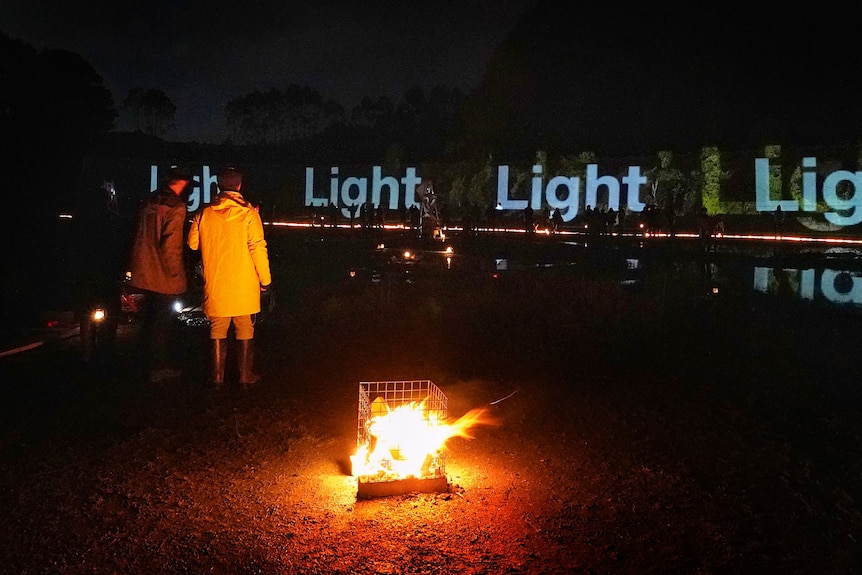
[495,164,648,223]
[755,157,862,226]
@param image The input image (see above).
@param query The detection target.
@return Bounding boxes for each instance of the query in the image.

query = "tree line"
[3,26,860,229]
[0,31,473,202]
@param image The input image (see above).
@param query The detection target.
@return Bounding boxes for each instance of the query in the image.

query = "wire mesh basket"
[355,380,448,485]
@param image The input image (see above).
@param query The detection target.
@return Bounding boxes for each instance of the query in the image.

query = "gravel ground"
[1,230,861,574]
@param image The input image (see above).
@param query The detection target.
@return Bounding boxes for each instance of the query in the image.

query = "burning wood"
[351,380,493,498]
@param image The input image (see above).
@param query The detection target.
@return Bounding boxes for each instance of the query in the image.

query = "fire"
[351,396,492,482]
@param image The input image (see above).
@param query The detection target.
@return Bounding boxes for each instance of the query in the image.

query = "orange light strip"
[262,220,862,246]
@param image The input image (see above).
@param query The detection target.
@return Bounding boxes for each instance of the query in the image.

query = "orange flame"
[351,398,496,481]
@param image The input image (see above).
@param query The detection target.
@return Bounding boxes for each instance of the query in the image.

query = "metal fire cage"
[355,380,450,498]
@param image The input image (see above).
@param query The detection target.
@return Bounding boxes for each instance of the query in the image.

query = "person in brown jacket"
[187,166,271,387]
[126,167,192,382]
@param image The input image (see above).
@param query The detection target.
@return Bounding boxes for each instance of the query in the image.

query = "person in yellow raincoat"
[187,166,271,387]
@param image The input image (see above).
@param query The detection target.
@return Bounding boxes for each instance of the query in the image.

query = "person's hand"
[260,283,275,312]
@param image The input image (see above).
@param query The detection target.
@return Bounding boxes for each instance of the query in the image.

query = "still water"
[443,235,862,317]
[598,243,862,317]
[273,229,862,318]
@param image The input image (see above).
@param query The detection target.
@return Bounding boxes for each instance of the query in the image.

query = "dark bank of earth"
[1,231,861,574]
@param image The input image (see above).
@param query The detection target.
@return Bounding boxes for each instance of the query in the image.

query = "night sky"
[3,2,860,153]
[0,0,536,143]
[466,3,862,155]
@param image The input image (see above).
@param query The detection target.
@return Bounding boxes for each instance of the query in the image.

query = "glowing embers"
[351,380,486,498]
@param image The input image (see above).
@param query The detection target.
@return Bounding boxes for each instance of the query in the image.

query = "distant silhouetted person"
[597,207,608,235]
[524,204,534,233]
[618,206,629,234]
[644,203,660,235]
[361,201,372,230]
[409,204,420,234]
[327,201,338,228]
[374,204,385,229]
[665,204,676,237]
[585,206,600,239]
[697,207,719,252]
[486,203,499,231]
[583,205,593,233]
[773,205,785,237]
[551,208,563,234]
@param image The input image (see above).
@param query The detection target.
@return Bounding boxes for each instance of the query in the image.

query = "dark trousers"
[138,291,176,373]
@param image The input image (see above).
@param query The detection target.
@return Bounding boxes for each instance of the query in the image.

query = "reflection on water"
[281,229,862,317]
[753,266,862,309]
[571,244,862,316]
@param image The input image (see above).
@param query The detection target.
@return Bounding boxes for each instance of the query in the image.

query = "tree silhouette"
[351,96,395,129]
[0,32,117,327]
[224,85,344,145]
[122,87,177,138]
[0,36,116,212]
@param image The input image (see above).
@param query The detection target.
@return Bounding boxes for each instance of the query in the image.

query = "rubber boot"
[238,339,260,386]
[211,339,227,387]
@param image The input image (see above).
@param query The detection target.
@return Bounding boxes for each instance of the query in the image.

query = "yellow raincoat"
[187,191,271,318]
